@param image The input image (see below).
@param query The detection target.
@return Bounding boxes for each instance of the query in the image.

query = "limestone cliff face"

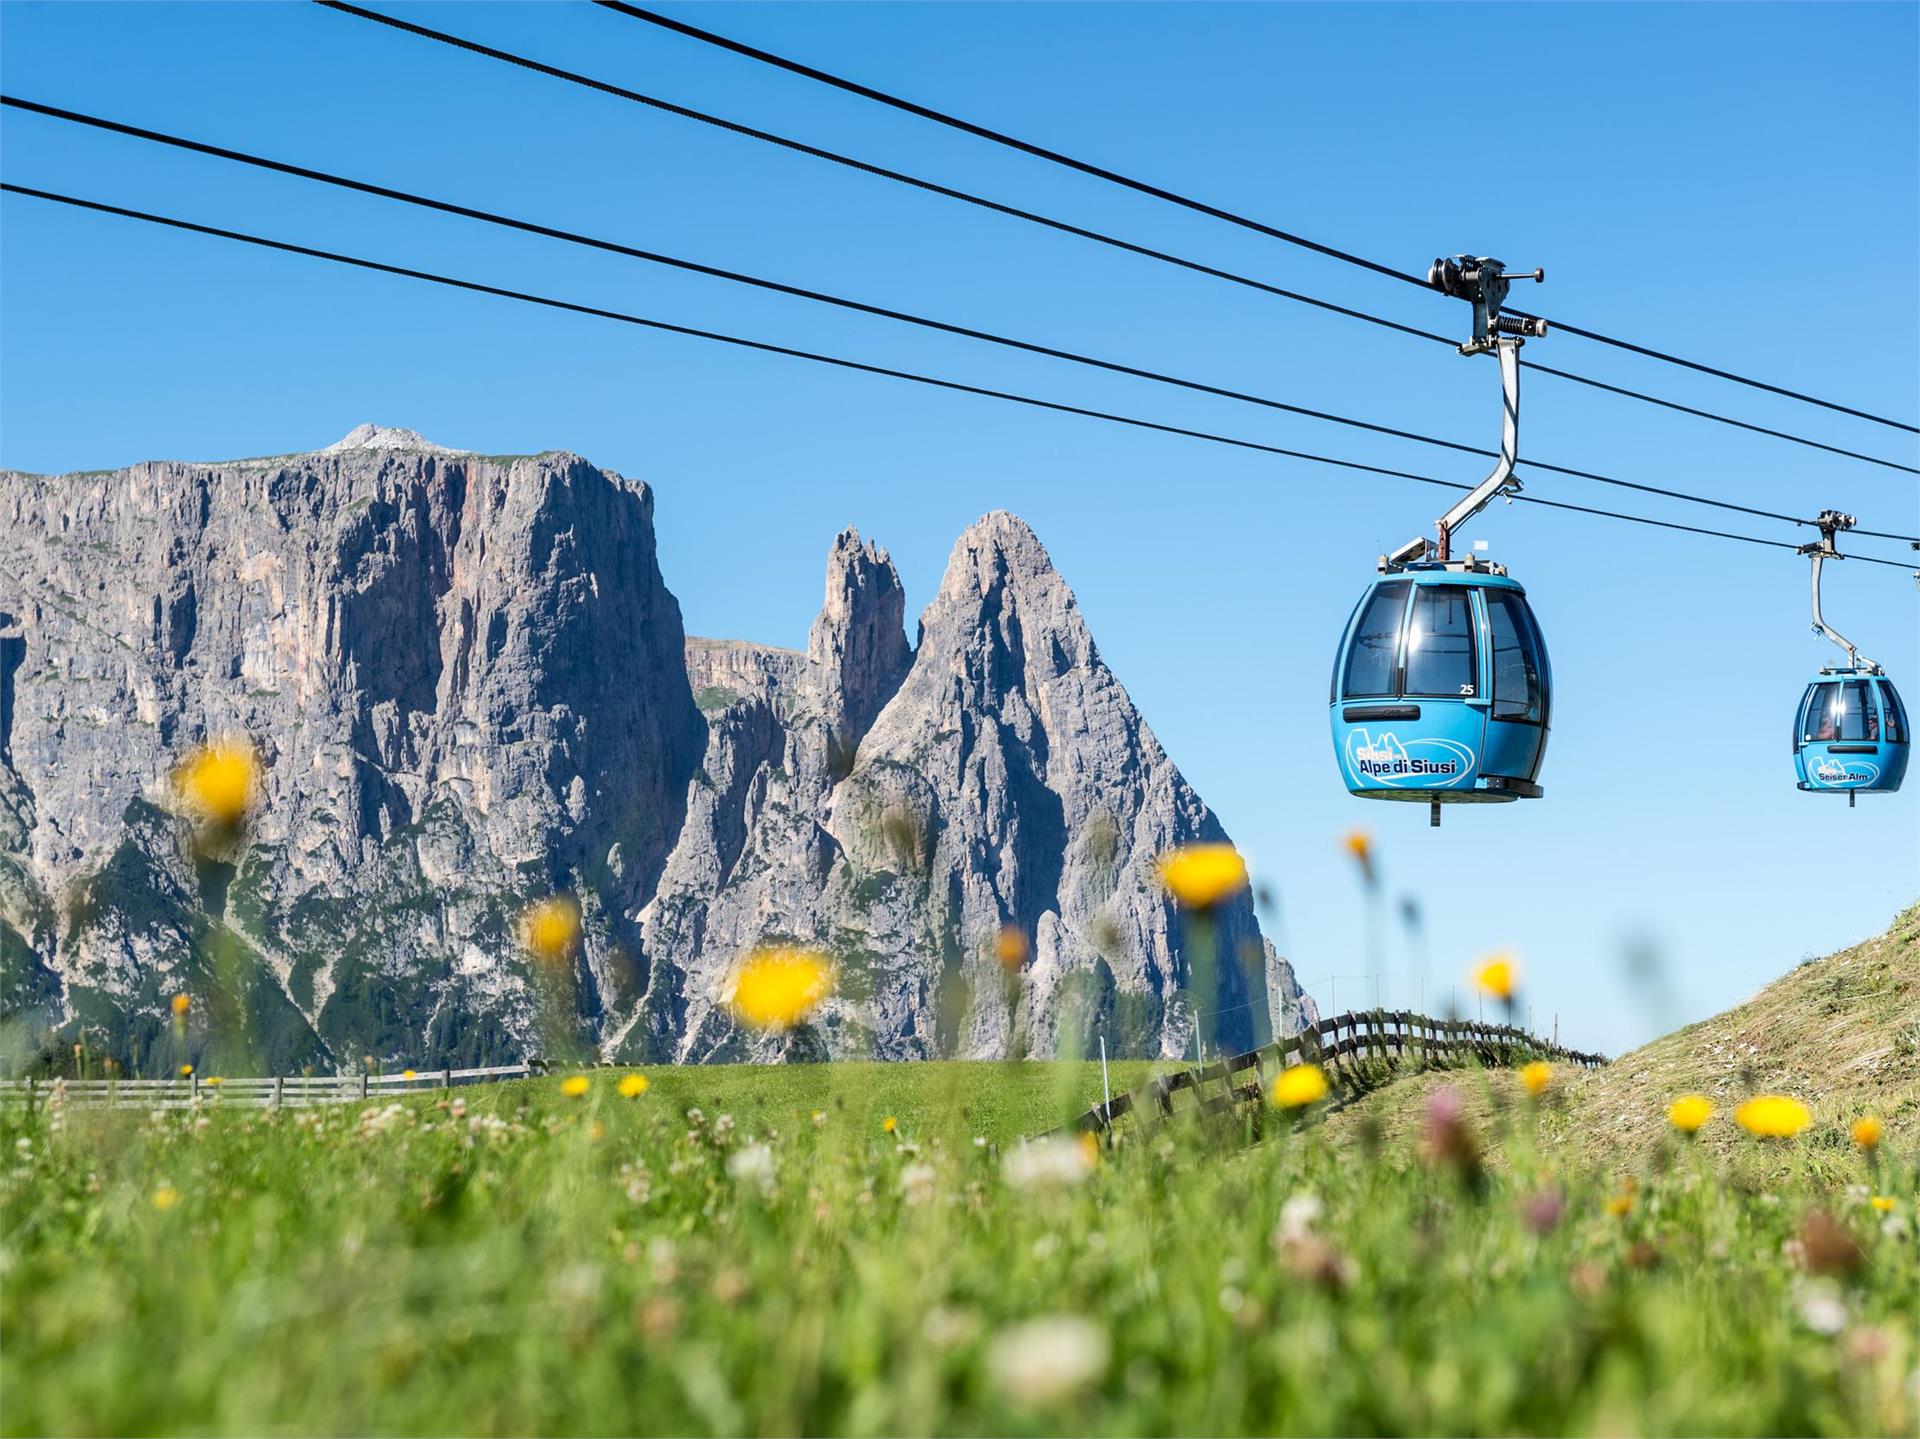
[0,429,1311,1073]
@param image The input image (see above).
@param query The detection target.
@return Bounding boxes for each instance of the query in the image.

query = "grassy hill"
[1333,903,1920,1172]
[5,917,1915,1435]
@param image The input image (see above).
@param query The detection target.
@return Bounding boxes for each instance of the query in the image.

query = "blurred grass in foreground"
[4,1056,1914,1437]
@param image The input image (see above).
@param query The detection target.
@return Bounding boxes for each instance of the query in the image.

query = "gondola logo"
[1812,757,1879,788]
[1345,729,1475,788]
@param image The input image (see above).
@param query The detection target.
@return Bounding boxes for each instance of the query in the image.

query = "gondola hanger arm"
[1385,258,1546,570]
[1799,509,1878,673]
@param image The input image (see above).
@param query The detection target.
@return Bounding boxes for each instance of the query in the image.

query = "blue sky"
[3,2,1915,1055]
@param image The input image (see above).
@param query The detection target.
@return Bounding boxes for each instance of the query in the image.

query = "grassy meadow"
[5,1044,1915,1436]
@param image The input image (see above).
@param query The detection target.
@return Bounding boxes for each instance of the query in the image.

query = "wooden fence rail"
[0,1063,532,1110]
[1057,1007,1604,1140]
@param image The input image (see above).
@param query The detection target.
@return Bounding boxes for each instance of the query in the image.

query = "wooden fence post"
[273,1076,284,1109]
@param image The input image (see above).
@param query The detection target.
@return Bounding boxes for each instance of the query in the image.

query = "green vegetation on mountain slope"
[1332,903,1919,1174]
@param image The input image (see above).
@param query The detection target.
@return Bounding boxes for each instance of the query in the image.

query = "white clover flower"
[1277,1191,1323,1245]
[726,1143,776,1195]
[1002,1137,1093,1190]
[900,1161,938,1206]
[986,1315,1110,1407]
[1795,1279,1848,1335]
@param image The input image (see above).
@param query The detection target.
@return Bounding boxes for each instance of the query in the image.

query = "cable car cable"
[589,0,1920,438]
[7,181,1916,573]
[9,97,1914,547]
[311,3,1920,472]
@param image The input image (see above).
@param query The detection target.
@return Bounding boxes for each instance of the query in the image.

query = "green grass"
[1332,904,1920,1175]
[4,1055,1915,1436]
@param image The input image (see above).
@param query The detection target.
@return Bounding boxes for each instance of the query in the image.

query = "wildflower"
[1277,1233,1356,1292]
[985,1315,1109,1407]
[728,946,833,1030]
[152,1184,180,1211]
[1735,1095,1812,1138]
[1605,1184,1637,1218]
[618,1073,650,1099]
[1519,1187,1566,1235]
[1002,1136,1095,1190]
[1519,1060,1551,1098]
[179,1064,193,1078]
[726,1143,776,1196]
[1797,1211,1864,1277]
[1794,1278,1848,1335]
[1157,843,1248,910]
[1341,828,1375,883]
[170,993,191,1017]
[205,1076,222,1088]
[881,1115,897,1134]
[994,924,1030,972]
[1667,1094,1714,1133]
[899,1161,938,1205]
[172,739,259,827]
[1868,1196,1896,1214]
[1077,1131,1100,1168]
[560,1075,590,1098]
[1849,1115,1883,1151]
[1471,951,1519,1001]
[812,1109,827,1129]
[520,895,582,963]
[401,1069,415,1080]
[1275,1191,1323,1245]
[1420,1086,1482,1188]
[1269,1062,1330,1109]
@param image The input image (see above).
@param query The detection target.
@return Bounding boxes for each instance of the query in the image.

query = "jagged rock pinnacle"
[1,436,1310,1070]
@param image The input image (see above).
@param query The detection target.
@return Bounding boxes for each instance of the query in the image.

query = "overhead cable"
[6,181,1915,572]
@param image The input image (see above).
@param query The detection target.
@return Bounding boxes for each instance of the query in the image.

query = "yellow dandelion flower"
[882,1116,898,1134]
[993,924,1031,973]
[1269,1062,1330,1109]
[1077,1130,1101,1167]
[618,1074,650,1099]
[1667,1095,1714,1133]
[520,895,582,963]
[1605,1188,1636,1218]
[560,1075,591,1098]
[1157,844,1248,910]
[1735,1095,1811,1139]
[172,740,259,827]
[205,1076,223,1088]
[1868,1196,1896,1214]
[179,1064,194,1078]
[1341,828,1375,882]
[170,993,191,1017]
[728,946,834,1031]
[1849,1116,1883,1150]
[401,1069,416,1080]
[152,1184,181,1211]
[1519,1060,1551,1098]
[1471,952,1519,1001]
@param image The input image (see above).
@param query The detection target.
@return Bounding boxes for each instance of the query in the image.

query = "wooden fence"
[0,1063,532,1111]
[1060,1008,1605,1138]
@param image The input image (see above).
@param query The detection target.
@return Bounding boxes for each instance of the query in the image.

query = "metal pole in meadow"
[1100,1035,1111,1115]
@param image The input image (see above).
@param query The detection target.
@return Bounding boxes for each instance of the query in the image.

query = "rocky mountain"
[0,428,1313,1074]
